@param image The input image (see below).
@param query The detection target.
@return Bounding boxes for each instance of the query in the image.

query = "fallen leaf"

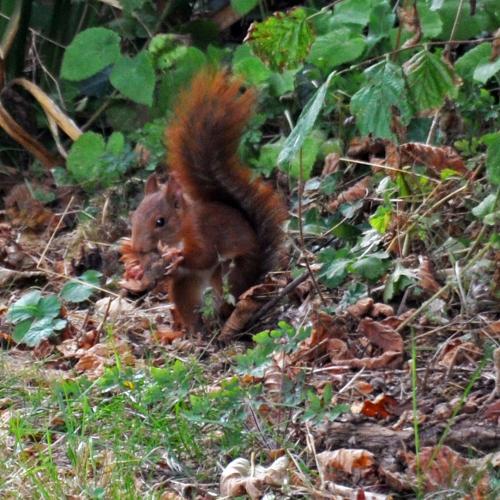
[438,340,482,368]
[317,449,375,479]
[354,394,399,419]
[322,152,341,176]
[400,142,467,176]
[358,318,404,353]
[346,297,374,318]
[219,456,289,499]
[328,177,371,211]
[418,256,442,295]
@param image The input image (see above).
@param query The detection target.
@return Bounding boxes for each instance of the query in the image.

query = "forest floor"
[0,154,499,499]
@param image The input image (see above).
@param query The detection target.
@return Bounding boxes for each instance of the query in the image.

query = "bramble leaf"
[404,49,459,111]
[351,60,410,139]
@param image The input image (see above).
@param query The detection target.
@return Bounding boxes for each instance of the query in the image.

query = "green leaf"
[351,255,388,281]
[307,29,365,73]
[333,0,371,26]
[367,2,395,45]
[286,132,323,180]
[231,0,258,16]
[350,60,410,139]
[319,248,351,288]
[247,8,314,71]
[156,47,206,112]
[61,28,121,81]
[482,132,500,186]
[418,0,442,38]
[6,290,42,323]
[38,295,62,320]
[233,56,272,85]
[404,49,459,112]
[67,132,106,185]
[369,205,392,234]
[106,132,125,155]
[455,43,492,81]
[110,52,155,106]
[473,58,500,84]
[278,72,335,166]
[472,193,497,219]
[13,317,66,347]
[61,270,102,303]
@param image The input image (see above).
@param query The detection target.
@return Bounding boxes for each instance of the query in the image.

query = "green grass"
[0,350,261,498]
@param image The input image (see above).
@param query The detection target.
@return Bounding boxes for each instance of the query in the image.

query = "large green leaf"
[404,49,459,111]
[455,43,492,81]
[350,60,410,139]
[247,8,314,71]
[110,52,155,107]
[278,72,335,167]
[61,28,121,81]
[307,29,366,72]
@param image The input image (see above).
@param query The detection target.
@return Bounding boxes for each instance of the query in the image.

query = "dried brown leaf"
[418,256,442,295]
[219,456,288,499]
[438,340,482,368]
[328,177,371,211]
[398,4,422,49]
[400,142,467,176]
[322,152,341,176]
[346,297,374,318]
[317,449,375,479]
[358,318,404,353]
[354,394,399,419]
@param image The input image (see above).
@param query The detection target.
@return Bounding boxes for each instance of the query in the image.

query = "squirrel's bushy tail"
[166,68,287,274]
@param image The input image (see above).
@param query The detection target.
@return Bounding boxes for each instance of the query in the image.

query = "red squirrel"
[130,69,287,332]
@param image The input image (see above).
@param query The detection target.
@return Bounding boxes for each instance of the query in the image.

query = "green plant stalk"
[430,352,490,464]
[410,328,424,499]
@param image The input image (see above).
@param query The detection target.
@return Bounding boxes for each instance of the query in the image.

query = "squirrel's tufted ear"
[165,175,184,208]
[144,173,159,194]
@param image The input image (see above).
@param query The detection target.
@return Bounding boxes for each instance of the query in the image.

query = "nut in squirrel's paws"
[158,243,184,275]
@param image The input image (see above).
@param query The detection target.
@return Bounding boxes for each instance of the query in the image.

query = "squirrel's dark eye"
[155,217,165,227]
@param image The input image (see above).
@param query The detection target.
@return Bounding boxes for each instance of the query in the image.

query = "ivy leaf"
[404,49,459,112]
[307,29,366,73]
[247,8,314,71]
[351,60,410,139]
[61,28,121,81]
[61,270,103,303]
[231,0,258,16]
[110,52,155,106]
[278,72,335,167]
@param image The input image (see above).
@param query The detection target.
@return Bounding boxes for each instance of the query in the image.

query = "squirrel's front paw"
[159,244,184,275]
